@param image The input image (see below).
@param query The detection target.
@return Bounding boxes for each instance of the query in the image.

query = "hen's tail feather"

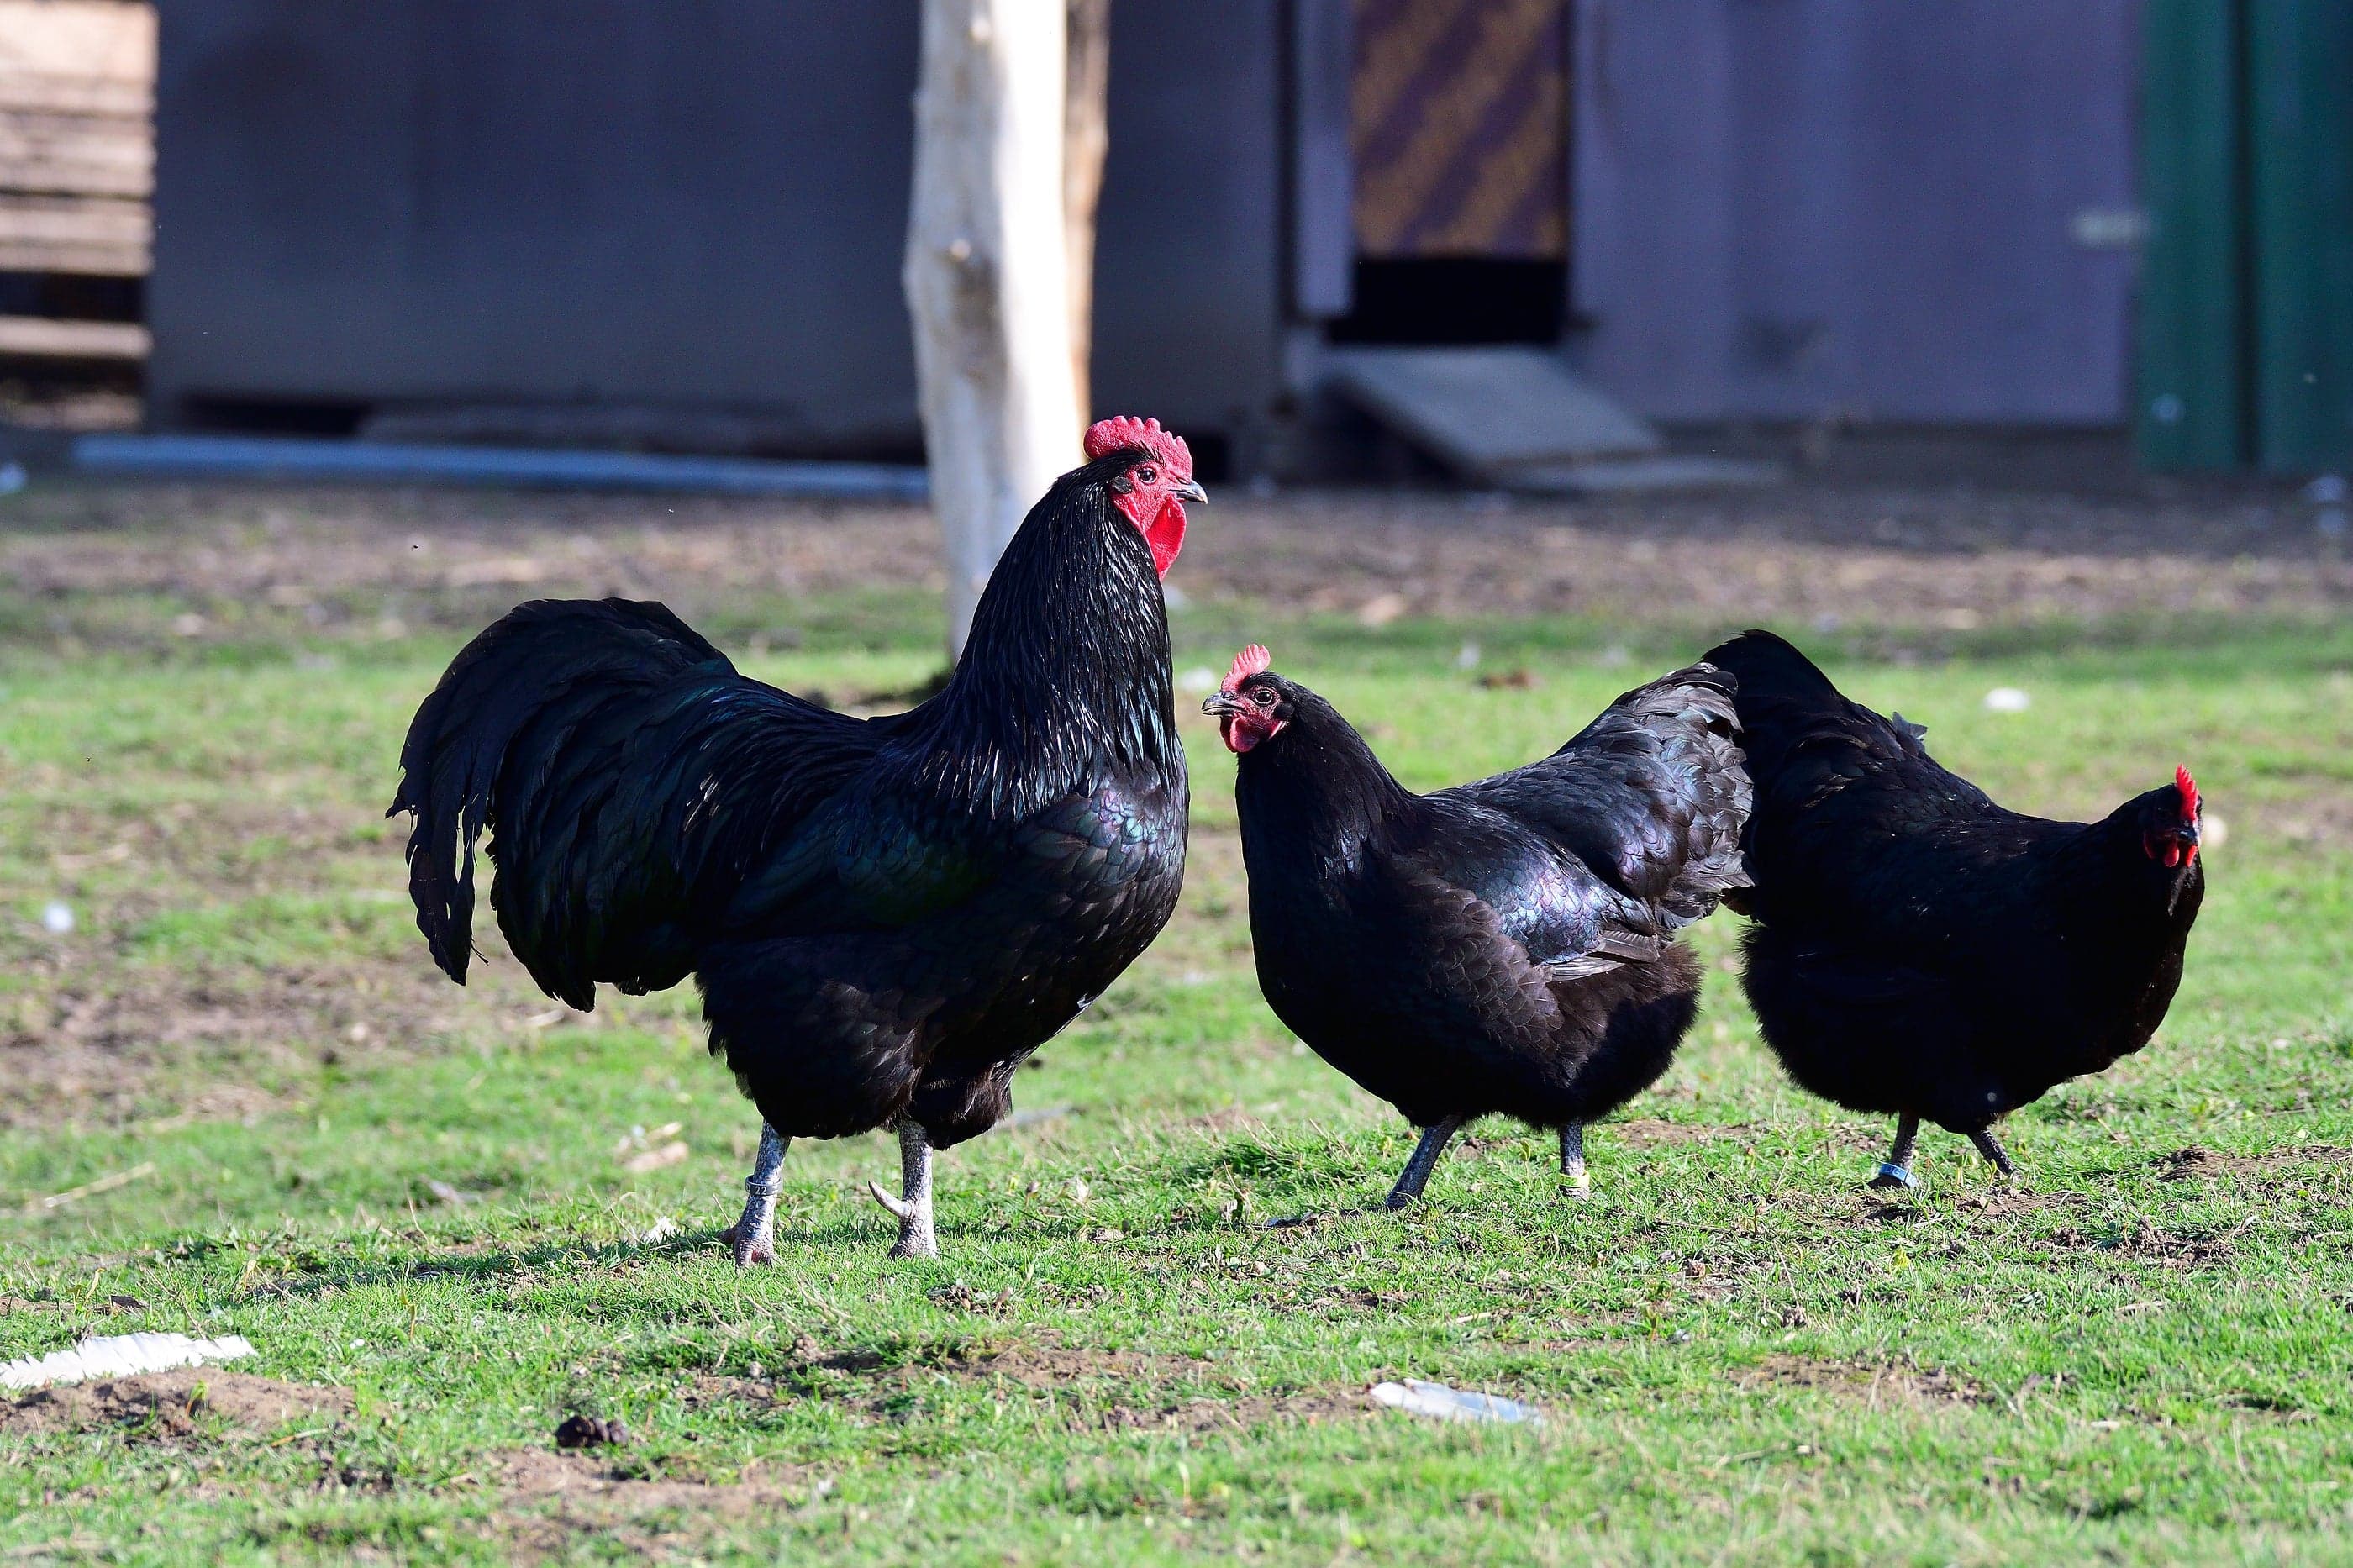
[1614,662,1754,924]
[1461,660,1752,930]
[388,598,735,999]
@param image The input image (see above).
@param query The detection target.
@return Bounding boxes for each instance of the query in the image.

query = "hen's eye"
[1136,466,1156,484]
[1254,688,1276,707]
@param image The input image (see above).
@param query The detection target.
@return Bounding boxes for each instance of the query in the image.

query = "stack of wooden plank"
[0,0,151,360]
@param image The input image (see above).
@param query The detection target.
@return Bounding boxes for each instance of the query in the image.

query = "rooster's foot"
[868,1118,938,1258]
[725,1123,788,1268]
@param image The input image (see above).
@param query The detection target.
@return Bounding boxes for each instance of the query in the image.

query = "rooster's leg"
[1385,1116,1466,1209]
[866,1117,939,1259]
[1869,1114,1922,1191]
[1558,1123,1590,1196]
[723,1122,788,1268]
[1968,1128,2016,1178]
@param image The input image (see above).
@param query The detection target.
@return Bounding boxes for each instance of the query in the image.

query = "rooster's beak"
[1201,691,1242,718]
[1172,478,1207,505]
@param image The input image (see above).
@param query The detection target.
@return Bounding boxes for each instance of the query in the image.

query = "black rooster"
[1703,630,2205,1188]
[1206,647,1750,1206]
[391,418,1202,1260]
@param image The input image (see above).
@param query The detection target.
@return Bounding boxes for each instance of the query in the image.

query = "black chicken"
[1703,629,2206,1188]
[1206,647,1750,1206]
[391,418,1202,1261]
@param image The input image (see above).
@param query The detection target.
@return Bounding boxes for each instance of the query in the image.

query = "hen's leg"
[1385,1117,1466,1209]
[1558,1123,1590,1197]
[722,1123,788,1268]
[1969,1128,2016,1178]
[866,1117,939,1259]
[1869,1113,1922,1191]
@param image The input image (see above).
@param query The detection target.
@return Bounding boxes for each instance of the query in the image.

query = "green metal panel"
[2136,0,2247,470]
[2247,0,2353,471]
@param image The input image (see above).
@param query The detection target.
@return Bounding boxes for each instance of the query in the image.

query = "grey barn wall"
[1573,0,2140,426]
[147,0,1284,452]
[145,1,2142,455]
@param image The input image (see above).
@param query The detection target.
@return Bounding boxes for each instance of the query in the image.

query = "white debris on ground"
[635,1216,680,1244]
[3,1333,255,1391]
[1176,666,1218,695]
[1371,1378,1544,1424]
[39,901,74,934]
[1982,687,2032,713]
[2202,813,2229,850]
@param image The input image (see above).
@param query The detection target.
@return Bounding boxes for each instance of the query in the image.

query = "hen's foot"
[1867,1113,1923,1192]
[1558,1123,1590,1197]
[866,1118,938,1258]
[1969,1128,2017,1178]
[725,1123,788,1268]
[1385,1117,1466,1209]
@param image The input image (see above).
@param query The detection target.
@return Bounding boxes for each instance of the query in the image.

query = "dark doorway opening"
[181,394,371,436]
[1326,258,1566,346]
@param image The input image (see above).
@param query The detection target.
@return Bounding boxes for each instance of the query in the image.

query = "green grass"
[3,581,2350,1564]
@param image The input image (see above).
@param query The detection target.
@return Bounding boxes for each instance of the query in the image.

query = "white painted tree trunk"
[906,0,1083,657]
[1064,0,1112,418]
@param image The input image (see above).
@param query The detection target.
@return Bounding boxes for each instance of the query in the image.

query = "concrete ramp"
[1327,346,1778,492]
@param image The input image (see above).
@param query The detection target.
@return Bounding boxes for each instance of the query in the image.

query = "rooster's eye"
[1136,466,1156,484]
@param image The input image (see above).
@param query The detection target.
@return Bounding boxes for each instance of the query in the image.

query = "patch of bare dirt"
[6,477,2349,651]
[1944,1188,2087,1223]
[0,957,517,1130]
[1740,1354,1990,1409]
[0,1370,352,1440]
[1611,1118,1751,1149]
[1098,1389,1371,1432]
[2047,1215,2246,1266]
[496,1446,803,1507]
[487,1448,810,1564]
[2156,1144,2353,1181]
[696,1334,1375,1436]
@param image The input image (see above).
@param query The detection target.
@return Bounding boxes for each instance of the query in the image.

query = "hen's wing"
[390,598,887,1008]
[1383,797,1686,995]
[1442,663,1751,936]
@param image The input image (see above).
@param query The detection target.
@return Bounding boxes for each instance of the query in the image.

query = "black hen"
[1703,630,2205,1188]
[391,418,1203,1260]
[1207,647,1750,1207]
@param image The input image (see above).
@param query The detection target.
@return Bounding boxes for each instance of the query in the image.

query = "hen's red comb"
[1223,644,1271,694]
[2176,765,2200,822]
[1085,415,1192,478]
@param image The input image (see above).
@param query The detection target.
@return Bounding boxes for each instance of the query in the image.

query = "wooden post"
[1065,0,1112,419]
[906,0,1084,657]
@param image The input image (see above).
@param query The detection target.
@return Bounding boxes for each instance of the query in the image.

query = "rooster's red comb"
[1223,644,1271,694]
[2177,765,2200,822]
[1085,415,1192,478]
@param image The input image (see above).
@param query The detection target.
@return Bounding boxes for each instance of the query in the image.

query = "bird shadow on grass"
[253,1205,1182,1302]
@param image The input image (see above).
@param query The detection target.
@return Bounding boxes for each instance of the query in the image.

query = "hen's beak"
[1172,478,1207,505]
[1201,691,1242,718]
